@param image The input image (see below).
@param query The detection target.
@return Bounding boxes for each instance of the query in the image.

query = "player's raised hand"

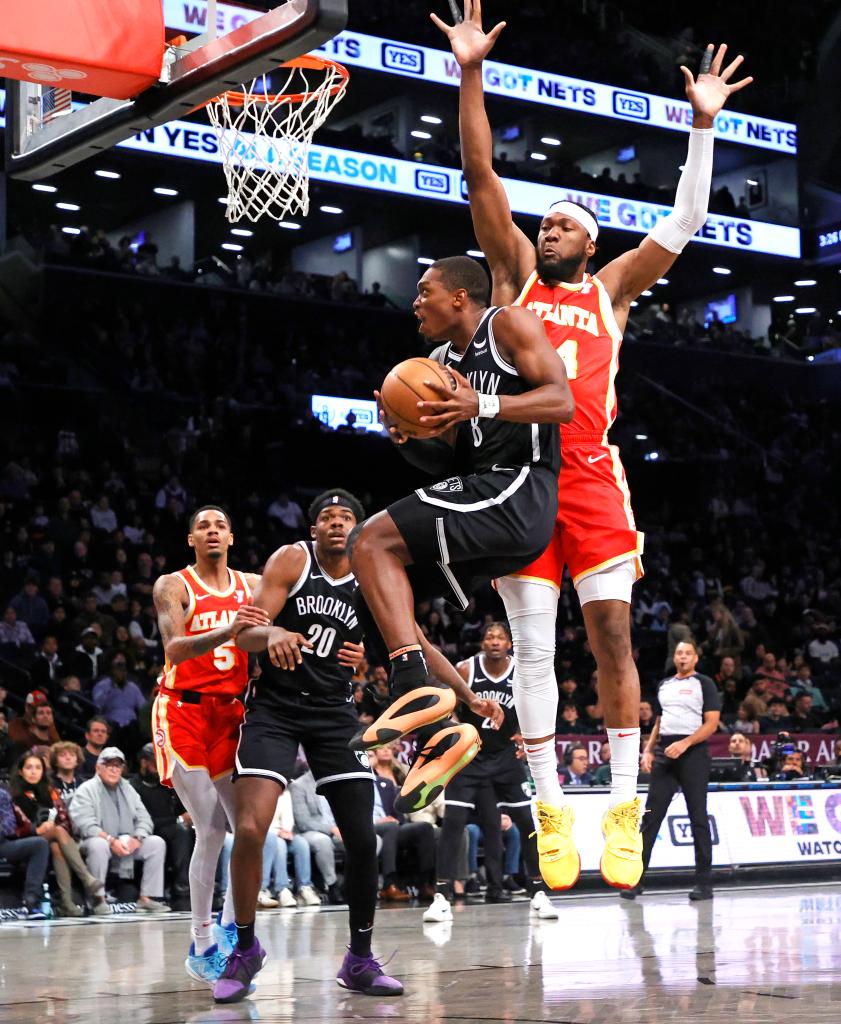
[266,626,312,670]
[417,366,479,431]
[681,43,753,122]
[430,0,506,68]
[337,640,365,669]
[230,600,271,637]
[374,389,409,445]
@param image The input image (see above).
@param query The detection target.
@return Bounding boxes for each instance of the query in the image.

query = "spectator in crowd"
[703,601,744,668]
[90,496,118,534]
[727,732,766,781]
[715,655,744,692]
[10,750,106,916]
[72,594,116,646]
[372,760,436,902]
[68,626,106,683]
[559,743,595,787]
[558,701,590,735]
[357,666,391,724]
[92,654,145,753]
[639,700,657,735]
[0,605,35,648]
[261,788,321,908]
[7,690,61,753]
[807,624,839,666]
[10,578,50,636]
[594,741,612,784]
[53,674,96,739]
[730,701,761,734]
[759,697,791,733]
[80,716,111,778]
[789,662,828,712]
[266,492,305,538]
[0,685,14,721]
[289,769,343,904]
[72,746,170,913]
[753,651,789,700]
[743,676,770,718]
[30,635,65,695]
[49,741,86,803]
[129,743,192,911]
[788,693,823,733]
[0,711,14,767]
[0,784,50,918]
[773,750,809,781]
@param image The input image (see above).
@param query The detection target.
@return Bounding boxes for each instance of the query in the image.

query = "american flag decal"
[41,87,72,124]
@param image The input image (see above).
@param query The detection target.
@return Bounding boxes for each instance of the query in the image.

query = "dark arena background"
[1,1,841,1021]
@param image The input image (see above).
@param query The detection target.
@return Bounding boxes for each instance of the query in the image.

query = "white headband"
[547,200,599,241]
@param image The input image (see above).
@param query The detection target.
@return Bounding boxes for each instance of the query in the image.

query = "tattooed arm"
[153,573,269,666]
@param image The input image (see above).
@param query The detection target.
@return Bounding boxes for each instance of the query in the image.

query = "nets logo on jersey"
[431,477,464,493]
[354,749,371,769]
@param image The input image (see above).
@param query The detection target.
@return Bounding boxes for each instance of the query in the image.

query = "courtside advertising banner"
[162,1,797,154]
[565,786,841,872]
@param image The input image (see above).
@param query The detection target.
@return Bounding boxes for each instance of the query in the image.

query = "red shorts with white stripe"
[151,690,244,787]
[510,441,644,589]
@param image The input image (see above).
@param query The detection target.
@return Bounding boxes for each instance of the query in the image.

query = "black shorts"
[235,689,374,791]
[388,464,557,609]
[444,751,532,811]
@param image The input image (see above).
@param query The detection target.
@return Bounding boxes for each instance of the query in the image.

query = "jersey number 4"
[303,623,337,658]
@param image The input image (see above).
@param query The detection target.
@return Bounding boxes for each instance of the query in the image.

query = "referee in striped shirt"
[621,639,721,902]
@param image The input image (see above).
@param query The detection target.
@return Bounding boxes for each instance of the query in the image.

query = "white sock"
[192,922,212,955]
[220,885,235,927]
[606,727,641,806]
[524,738,565,807]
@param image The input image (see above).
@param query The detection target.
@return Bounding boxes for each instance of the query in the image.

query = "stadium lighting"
[278,221,301,230]
[154,187,178,196]
[231,228,253,237]
[540,136,561,146]
[420,115,442,125]
[794,307,817,314]
[217,197,229,205]
[645,451,660,461]
[807,355,815,361]
[61,226,81,235]
[629,300,639,307]
[466,249,485,258]
[221,243,243,252]
[635,434,648,440]
[32,183,57,193]
[641,290,653,297]
[417,257,435,265]
[773,295,795,302]
[656,278,669,285]
[745,178,759,186]
[320,205,343,214]
[794,279,816,286]
[95,170,120,179]
[530,152,548,161]
[713,266,731,275]
[56,202,80,211]
[411,130,432,140]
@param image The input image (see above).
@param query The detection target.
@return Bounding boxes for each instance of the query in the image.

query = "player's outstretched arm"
[432,0,533,303]
[417,306,574,431]
[599,43,753,320]
[153,574,270,666]
[235,545,312,669]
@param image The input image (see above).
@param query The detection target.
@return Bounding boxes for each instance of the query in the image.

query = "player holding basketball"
[213,489,502,1003]
[348,255,574,809]
[152,506,271,983]
[433,0,752,890]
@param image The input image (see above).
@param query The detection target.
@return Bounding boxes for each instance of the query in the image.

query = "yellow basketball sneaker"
[533,801,580,891]
[600,797,643,889]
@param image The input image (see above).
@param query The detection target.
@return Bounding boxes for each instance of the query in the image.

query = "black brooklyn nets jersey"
[257,541,363,705]
[458,653,519,756]
[433,307,560,478]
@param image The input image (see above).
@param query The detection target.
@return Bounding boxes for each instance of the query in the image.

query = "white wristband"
[477,393,500,419]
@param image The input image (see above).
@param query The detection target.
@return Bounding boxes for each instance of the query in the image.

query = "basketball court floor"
[0,881,838,1023]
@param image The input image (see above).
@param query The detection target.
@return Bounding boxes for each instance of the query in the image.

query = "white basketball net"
[206,59,348,224]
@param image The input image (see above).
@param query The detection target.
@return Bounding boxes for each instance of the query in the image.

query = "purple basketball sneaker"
[212,940,267,1004]
[336,950,403,996]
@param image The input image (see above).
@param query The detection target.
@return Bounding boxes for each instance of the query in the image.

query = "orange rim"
[205,54,348,109]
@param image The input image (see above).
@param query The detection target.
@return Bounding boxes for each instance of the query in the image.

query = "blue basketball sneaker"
[185,942,227,984]
[213,912,237,956]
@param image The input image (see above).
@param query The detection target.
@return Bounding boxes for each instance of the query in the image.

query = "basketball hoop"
[205,54,349,224]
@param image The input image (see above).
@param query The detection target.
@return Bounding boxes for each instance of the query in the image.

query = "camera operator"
[773,749,809,781]
[621,640,720,903]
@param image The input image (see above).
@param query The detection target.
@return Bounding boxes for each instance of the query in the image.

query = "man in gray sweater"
[72,746,170,912]
[289,769,342,903]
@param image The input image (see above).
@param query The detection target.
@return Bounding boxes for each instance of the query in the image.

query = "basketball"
[380,357,457,439]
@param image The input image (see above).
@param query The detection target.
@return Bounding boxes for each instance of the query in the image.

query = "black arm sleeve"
[699,674,722,713]
[397,437,456,477]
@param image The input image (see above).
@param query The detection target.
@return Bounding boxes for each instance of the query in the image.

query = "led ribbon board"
[162,2,797,154]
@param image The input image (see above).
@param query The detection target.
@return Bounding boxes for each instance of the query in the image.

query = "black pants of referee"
[641,737,712,887]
